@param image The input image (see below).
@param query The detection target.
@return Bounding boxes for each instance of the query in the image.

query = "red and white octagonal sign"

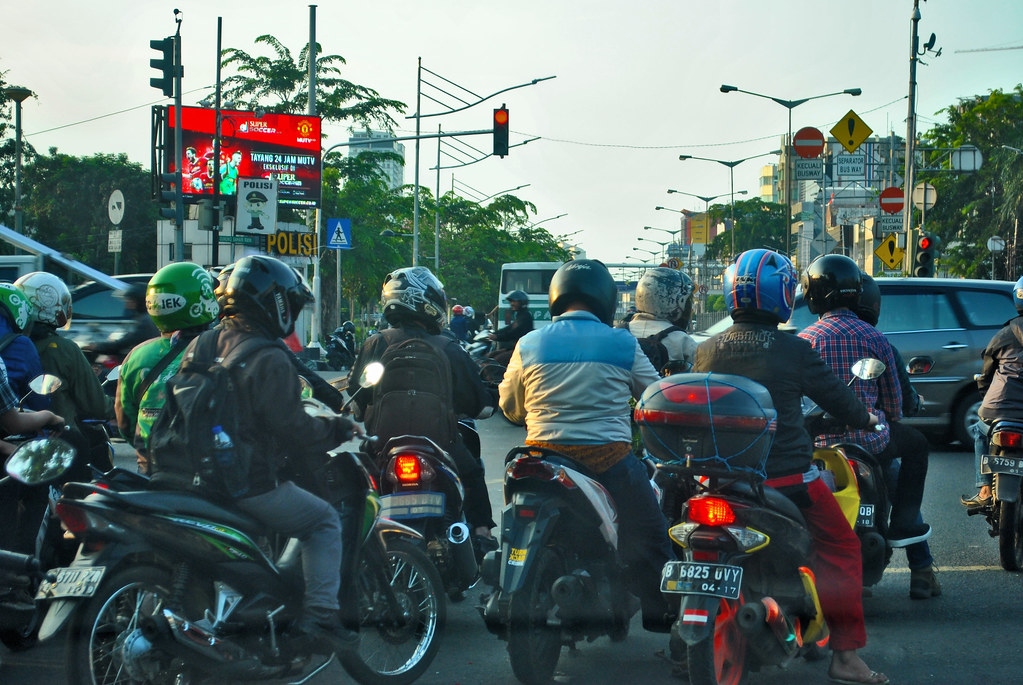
[879,186,904,215]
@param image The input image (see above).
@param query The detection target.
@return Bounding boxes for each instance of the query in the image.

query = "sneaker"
[887,522,931,547]
[909,566,942,600]
[960,492,993,510]
[294,616,359,655]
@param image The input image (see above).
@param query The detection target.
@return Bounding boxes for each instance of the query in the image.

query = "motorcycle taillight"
[506,456,577,489]
[56,501,92,534]
[392,454,424,483]
[688,496,737,526]
[993,430,1023,449]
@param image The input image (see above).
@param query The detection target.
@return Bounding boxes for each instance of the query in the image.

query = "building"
[347,130,406,190]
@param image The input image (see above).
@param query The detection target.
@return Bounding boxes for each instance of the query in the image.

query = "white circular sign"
[107,190,125,226]
[987,235,1006,253]
[912,182,937,211]
[951,145,983,172]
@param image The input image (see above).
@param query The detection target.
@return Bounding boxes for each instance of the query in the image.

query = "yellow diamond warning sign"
[874,233,904,270]
[831,110,873,154]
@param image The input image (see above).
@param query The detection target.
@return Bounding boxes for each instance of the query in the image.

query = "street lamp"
[637,236,670,260]
[4,86,33,235]
[531,213,568,228]
[632,247,658,259]
[719,84,861,258]
[679,149,781,258]
[667,189,747,213]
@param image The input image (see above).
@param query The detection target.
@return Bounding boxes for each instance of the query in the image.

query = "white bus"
[497,262,562,329]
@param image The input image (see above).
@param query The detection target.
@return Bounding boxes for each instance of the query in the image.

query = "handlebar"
[0,549,40,575]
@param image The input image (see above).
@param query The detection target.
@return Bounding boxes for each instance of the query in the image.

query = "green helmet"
[145,262,219,333]
[0,283,33,332]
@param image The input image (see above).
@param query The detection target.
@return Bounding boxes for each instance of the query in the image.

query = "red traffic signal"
[493,106,509,157]
[918,235,932,250]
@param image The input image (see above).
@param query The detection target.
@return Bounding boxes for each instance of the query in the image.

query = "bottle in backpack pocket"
[211,425,249,498]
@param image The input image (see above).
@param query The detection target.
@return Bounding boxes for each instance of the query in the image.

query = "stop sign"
[879,186,904,214]
[793,127,826,159]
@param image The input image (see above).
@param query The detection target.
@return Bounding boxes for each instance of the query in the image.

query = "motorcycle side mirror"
[361,362,385,388]
[105,365,121,383]
[299,376,315,399]
[4,438,77,485]
[851,358,886,381]
[28,374,63,397]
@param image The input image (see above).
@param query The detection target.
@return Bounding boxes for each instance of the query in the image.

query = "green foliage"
[0,73,37,229]
[703,198,787,263]
[705,294,726,312]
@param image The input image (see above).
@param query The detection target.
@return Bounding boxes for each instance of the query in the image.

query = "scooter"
[969,419,1023,571]
[326,322,357,371]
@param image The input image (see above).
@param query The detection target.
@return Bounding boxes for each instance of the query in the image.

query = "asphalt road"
[4,421,1023,684]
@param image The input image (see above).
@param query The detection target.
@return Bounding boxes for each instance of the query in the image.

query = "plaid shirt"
[0,358,18,416]
[798,309,901,454]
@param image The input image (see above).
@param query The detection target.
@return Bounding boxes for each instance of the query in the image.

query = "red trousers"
[802,477,866,651]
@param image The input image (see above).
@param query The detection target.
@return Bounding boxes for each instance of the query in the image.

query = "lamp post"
[4,86,32,235]
[632,247,658,260]
[530,213,568,228]
[679,150,781,258]
[719,84,861,258]
[637,236,670,261]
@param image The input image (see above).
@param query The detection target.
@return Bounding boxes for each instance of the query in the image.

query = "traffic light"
[150,37,174,97]
[493,106,509,157]
[914,230,941,277]
[158,171,183,225]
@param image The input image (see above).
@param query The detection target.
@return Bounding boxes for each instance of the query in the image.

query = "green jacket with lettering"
[115,335,185,452]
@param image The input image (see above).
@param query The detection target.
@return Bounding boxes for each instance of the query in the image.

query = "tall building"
[347,130,406,190]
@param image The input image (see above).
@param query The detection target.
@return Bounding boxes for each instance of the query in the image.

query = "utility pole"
[903,0,921,265]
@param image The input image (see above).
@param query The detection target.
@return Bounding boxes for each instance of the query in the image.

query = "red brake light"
[688,497,736,526]
[56,501,90,534]
[506,456,577,488]
[393,454,422,483]
[658,383,735,404]
[993,431,1023,449]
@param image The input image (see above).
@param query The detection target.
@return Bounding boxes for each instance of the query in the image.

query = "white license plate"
[380,492,446,520]
[36,566,106,600]
[857,503,875,528]
[982,454,1023,477]
[660,561,742,599]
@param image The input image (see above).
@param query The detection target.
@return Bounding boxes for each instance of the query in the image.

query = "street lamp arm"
[431,137,540,171]
[407,75,557,119]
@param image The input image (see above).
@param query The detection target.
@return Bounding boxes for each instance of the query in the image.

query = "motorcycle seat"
[724,481,806,524]
[93,489,265,535]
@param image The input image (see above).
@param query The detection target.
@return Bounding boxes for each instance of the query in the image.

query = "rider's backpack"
[148,329,273,498]
[369,334,457,450]
[637,326,682,375]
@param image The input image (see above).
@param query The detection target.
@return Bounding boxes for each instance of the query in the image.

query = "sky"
[3,0,1023,267]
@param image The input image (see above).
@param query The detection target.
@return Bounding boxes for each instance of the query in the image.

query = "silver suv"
[696,277,1017,446]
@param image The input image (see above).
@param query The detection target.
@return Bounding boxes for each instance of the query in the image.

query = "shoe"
[960,492,994,510]
[909,566,942,600]
[887,522,931,547]
[294,615,359,655]
[472,534,499,564]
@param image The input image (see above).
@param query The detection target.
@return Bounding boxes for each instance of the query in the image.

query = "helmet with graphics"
[635,267,695,329]
[381,266,447,333]
[0,283,33,333]
[15,272,72,329]
[146,262,219,333]
[724,249,798,323]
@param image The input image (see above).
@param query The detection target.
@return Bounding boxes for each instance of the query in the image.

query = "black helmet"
[506,290,529,304]
[118,283,148,309]
[224,255,313,338]
[548,259,618,325]
[802,254,862,316]
[635,267,695,329]
[856,273,881,327]
[381,266,447,333]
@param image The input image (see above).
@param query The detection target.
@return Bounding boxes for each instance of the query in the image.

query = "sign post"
[107,189,125,274]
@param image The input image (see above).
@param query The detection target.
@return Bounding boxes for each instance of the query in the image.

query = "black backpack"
[637,326,683,376]
[149,329,273,498]
[368,334,456,450]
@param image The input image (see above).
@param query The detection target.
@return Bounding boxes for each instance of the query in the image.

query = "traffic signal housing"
[150,37,174,97]
[914,230,941,277]
[157,171,183,225]
[493,106,509,157]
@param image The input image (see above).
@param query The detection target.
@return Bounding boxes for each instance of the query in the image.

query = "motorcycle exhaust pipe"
[551,572,611,622]
[447,522,480,587]
[736,598,797,662]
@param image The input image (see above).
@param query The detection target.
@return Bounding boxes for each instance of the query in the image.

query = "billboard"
[167,106,321,208]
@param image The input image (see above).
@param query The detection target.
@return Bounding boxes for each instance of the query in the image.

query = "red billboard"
[167,106,321,208]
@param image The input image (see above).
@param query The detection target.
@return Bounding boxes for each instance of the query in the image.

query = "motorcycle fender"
[374,517,426,546]
[674,594,720,645]
[39,598,77,640]
[498,496,560,595]
[995,473,1022,503]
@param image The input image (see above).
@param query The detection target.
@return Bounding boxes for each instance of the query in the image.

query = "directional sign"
[874,233,905,269]
[794,158,824,181]
[879,186,904,214]
[107,229,122,253]
[793,127,826,159]
[107,190,125,226]
[834,153,866,177]
[831,110,873,154]
[877,214,903,233]
[327,218,352,250]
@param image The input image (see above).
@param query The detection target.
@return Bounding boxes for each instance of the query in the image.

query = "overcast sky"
[3,0,1022,266]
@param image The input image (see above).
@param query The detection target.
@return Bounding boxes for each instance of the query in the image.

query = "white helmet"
[464,306,474,318]
[15,272,72,329]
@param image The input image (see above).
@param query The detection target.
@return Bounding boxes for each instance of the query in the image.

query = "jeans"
[973,421,993,489]
[876,421,930,530]
[886,460,934,570]
[236,481,342,619]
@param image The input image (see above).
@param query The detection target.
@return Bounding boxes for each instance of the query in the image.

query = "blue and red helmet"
[1014,276,1023,313]
[724,249,797,323]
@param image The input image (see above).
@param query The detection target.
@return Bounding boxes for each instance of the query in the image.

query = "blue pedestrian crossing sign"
[326,218,352,250]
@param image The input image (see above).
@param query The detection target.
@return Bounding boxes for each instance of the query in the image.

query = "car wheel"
[953,391,982,447]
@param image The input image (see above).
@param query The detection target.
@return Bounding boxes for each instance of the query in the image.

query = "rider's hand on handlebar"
[867,412,880,429]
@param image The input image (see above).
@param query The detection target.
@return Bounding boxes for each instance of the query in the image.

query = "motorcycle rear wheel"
[998,497,1023,572]
[338,538,446,685]
[686,596,749,685]
[507,546,565,685]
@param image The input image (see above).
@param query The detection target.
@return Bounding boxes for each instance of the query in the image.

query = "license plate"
[380,492,445,520]
[982,454,1023,477]
[660,561,742,599]
[857,503,875,528]
[36,567,106,600]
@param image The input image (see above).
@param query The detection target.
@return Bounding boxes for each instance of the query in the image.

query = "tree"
[703,198,787,262]
[222,35,406,128]
[0,73,37,232]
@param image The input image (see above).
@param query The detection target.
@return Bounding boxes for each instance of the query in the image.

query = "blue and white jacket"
[499,310,659,445]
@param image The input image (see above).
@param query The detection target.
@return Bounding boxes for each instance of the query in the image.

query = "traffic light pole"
[172,14,185,261]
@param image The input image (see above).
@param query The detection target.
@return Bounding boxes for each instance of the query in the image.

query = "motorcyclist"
[854,273,940,599]
[0,283,49,411]
[627,267,697,370]
[694,249,886,685]
[208,254,360,653]
[498,259,676,633]
[348,266,498,553]
[487,290,533,366]
[87,282,160,358]
[17,271,115,474]
[463,305,478,337]
[449,305,470,342]
[115,263,220,475]
[798,255,932,550]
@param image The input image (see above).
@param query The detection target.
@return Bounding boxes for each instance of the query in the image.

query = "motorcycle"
[635,372,866,685]
[326,322,358,372]
[969,418,1023,571]
[478,445,642,685]
[37,364,447,685]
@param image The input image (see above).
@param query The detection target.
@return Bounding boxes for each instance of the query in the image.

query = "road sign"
[219,234,258,246]
[951,145,983,172]
[877,214,903,232]
[689,214,710,244]
[834,153,865,177]
[666,257,681,270]
[875,233,905,269]
[699,284,708,295]
[327,218,352,249]
[830,110,873,153]
[793,127,825,159]
[237,178,279,235]
[912,182,937,211]
[879,186,904,214]
[107,229,122,253]
[794,158,824,181]
[107,190,125,226]
[988,235,1006,253]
